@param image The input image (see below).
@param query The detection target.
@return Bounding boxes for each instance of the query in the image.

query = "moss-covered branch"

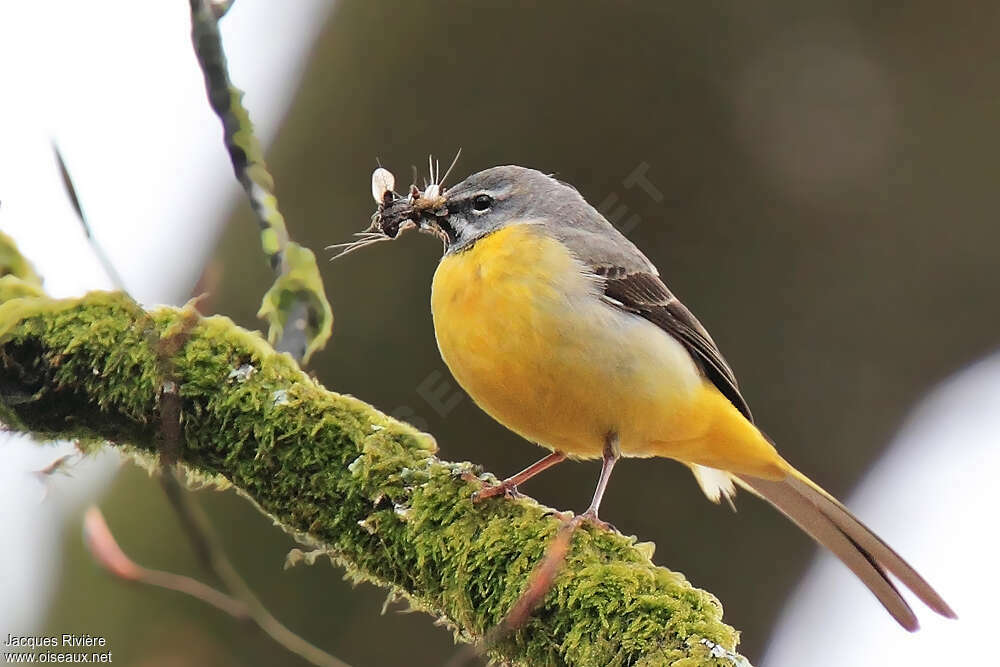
[0,279,749,666]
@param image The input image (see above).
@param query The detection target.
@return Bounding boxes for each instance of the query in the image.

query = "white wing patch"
[690,464,737,510]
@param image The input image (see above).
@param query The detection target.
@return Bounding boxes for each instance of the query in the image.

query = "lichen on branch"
[0,260,748,666]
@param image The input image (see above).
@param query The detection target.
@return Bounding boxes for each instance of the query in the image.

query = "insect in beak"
[328,153,460,261]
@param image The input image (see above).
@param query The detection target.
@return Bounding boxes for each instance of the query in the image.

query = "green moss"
[0,231,42,285]
[0,289,749,666]
[0,276,45,303]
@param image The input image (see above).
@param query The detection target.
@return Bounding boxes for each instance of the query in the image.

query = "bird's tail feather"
[689,464,737,509]
[734,468,956,631]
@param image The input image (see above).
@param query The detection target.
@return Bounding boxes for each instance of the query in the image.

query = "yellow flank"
[430,223,787,479]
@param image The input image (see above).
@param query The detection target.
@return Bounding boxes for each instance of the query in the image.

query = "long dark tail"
[735,469,956,631]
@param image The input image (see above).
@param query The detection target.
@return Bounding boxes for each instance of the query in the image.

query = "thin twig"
[51,144,128,291]
[83,507,350,667]
[155,308,220,571]
[188,0,288,273]
[502,519,578,630]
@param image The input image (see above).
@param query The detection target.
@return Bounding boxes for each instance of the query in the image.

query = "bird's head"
[367,164,584,255]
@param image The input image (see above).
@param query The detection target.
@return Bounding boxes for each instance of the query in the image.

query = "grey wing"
[600,269,753,421]
[542,188,752,420]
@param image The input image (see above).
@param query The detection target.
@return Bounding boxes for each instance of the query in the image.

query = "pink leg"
[473,451,567,501]
[576,433,620,529]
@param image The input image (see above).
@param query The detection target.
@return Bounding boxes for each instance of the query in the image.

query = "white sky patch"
[0,0,334,636]
[765,353,1000,666]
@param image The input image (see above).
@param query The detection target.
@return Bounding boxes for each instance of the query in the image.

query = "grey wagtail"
[346,163,955,631]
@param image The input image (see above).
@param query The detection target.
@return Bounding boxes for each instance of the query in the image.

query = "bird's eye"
[471,194,493,212]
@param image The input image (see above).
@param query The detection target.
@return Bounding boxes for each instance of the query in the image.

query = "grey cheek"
[448,218,471,242]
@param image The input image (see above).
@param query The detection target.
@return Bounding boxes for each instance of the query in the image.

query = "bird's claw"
[569,509,615,532]
[472,481,523,503]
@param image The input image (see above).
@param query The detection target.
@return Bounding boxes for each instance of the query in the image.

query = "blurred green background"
[42,1,998,665]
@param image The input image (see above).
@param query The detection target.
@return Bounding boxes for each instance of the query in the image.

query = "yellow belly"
[430,223,784,477]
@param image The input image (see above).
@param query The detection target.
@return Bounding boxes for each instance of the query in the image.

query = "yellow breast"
[431,224,591,452]
[431,224,682,456]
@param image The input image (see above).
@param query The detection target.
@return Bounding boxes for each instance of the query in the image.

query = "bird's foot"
[472,481,523,503]
[569,509,615,532]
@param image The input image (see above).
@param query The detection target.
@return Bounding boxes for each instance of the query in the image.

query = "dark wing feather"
[600,269,753,422]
